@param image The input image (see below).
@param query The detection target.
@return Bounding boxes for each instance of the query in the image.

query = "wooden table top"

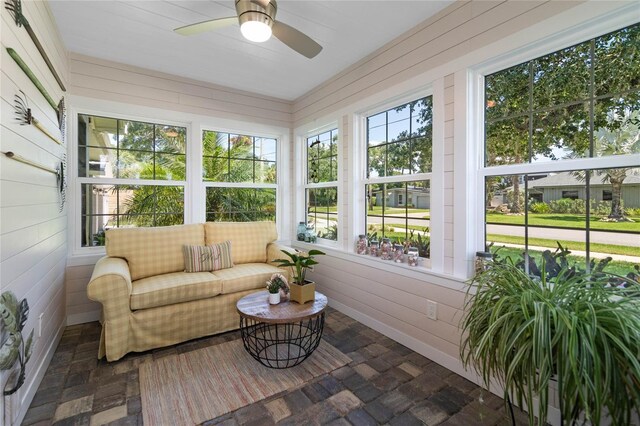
[236,291,328,324]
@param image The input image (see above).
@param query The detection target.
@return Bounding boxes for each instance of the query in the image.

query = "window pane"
[485,62,530,121]
[532,41,591,109]
[81,184,184,247]
[368,97,432,177]
[485,175,526,265]
[594,23,640,97]
[118,150,154,179]
[485,115,529,166]
[78,146,117,178]
[255,138,276,162]
[387,141,411,176]
[119,120,154,152]
[78,115,118,148]
[255,161,277,184]
[229,134,254,159]
[531,103,590,162]
[306,188,338,241]
[155,153,186,181]
[366,181,430,257]
[593,93,640,158]
[204,130,278,184]
[155,126,186,154]
[206,188,276,222]
[203,157,228,181]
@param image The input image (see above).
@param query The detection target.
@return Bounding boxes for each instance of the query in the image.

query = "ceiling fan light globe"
[241,21,272,42]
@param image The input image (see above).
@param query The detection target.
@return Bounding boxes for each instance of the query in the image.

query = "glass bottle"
[297,222,307,241]
[356,234,367,255]
[369,239,379,257]
[407,247,419,266]
[380,238,392,260]
[305,225,316,243]
[475,251,492,275]
[393,244,404,263]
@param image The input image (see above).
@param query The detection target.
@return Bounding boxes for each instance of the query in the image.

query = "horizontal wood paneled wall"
[292,0,580,123]
[68,54,293,128]
[1,1,69,424]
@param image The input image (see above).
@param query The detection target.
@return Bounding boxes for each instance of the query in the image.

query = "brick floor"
[23,308,532,425]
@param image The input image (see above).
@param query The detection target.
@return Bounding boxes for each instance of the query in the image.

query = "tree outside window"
[483,23,640,280]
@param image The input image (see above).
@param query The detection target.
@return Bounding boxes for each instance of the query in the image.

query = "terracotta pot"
[289,281,316,304]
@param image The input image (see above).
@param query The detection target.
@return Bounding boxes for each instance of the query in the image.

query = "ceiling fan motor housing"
[236,0,277,29]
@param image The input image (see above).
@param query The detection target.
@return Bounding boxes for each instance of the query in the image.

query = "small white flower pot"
[268,292,281,305]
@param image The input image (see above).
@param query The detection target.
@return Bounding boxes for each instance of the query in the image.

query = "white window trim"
[68,95,291,258]
[464,13,640,278]
[297,122,341,249]
[357,87,438,272]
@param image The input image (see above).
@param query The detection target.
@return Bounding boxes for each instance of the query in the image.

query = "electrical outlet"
[426,300,437,320]
[38,313,44,338]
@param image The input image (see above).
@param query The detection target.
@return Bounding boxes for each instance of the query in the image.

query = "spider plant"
[461,261,640,425]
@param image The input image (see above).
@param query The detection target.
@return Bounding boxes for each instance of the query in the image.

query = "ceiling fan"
[174,0,323,59]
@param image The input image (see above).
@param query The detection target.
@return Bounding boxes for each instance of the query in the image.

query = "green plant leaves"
[461,262,640,425]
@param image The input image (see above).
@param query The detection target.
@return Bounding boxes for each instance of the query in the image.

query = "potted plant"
[274,249,325,304]
[460,261,640,426]
[265,273,289,305]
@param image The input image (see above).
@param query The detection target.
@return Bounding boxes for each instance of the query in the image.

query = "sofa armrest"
[87,256,133,319]
[267,242,297,280]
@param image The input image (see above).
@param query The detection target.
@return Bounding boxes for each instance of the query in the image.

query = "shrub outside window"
[203,130,277,222]
[77,114,186,247]
[483,23,640,279]
[305,129,338,241]
[365,96,433,259]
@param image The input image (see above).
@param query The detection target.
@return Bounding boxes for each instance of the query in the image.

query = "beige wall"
[1,1,69,424]
[68,53,293,128]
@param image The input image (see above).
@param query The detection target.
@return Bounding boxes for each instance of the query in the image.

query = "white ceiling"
[48,1,453,101]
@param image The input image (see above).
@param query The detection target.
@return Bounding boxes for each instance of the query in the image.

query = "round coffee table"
[236,291,328,369]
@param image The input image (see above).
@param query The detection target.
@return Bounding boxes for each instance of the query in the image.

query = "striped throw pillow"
[183,241,233,272]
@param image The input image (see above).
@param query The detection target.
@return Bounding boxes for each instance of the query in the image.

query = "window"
[365,96,432,258]
[203,130,277,221]
[483,23,640,278]
[305,129,338,241]
[77,114,186,247]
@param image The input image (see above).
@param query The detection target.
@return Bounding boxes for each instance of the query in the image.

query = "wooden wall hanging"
[4,0,66,91]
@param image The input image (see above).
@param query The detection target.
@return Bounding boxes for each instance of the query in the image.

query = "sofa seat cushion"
[131,272,222,310]
[212,263,283,294]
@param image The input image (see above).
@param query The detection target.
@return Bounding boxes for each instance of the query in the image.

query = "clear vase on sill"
[407,247,419,267]
[356,234,367,255]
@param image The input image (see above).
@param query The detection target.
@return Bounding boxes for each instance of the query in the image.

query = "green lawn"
[486,212,640,232]
[487,234,640,257]
[366,207,430,215]
[490,246,637,278]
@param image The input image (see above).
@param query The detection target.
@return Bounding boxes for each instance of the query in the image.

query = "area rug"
[139,339,351,425]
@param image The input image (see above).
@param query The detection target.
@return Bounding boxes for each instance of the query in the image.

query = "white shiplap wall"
[1,1,69,424]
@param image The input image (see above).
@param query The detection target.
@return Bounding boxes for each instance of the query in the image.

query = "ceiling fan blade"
[174,16,237,36]
[272,21,322,59]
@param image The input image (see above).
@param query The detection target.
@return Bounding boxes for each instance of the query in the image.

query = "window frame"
[360,89,437,270]
[471,20,640,277]
[201,127,280,223]
[68,98,290,258]
[303,127,340,244]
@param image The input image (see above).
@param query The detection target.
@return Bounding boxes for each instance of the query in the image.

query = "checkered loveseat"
[87,221,292,361]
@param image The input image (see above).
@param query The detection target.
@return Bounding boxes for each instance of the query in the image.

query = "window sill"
[291,241,468,292]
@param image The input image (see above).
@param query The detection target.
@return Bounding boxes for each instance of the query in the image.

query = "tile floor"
[22,308,531,425]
